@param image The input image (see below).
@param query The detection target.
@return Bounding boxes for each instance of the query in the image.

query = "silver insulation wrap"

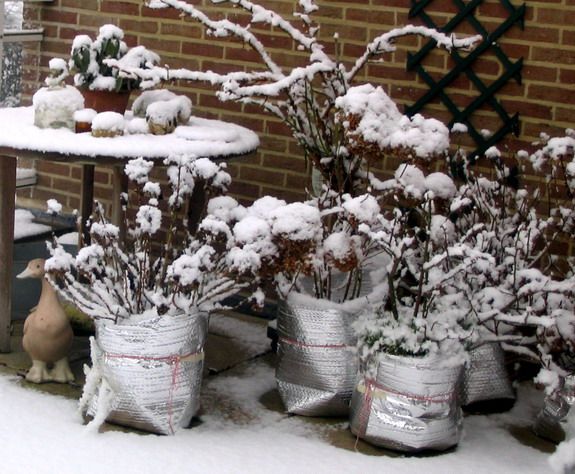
[349,353,463,452]
[461,342,515,407]
[534,375,575,443]
[84,311,208,435]
[275,300,358,416]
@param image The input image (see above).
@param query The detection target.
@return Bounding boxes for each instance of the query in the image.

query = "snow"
[394,163,426,198]
[73,108,97,124]
[57,232,79,245]
[425,172,457,200]
[451,122,468,134]
[13,209,50,240]
[91,112,125,134]
[132,89,178,117]
[32,87,85,130]
[270,202,322,241]
[46,199,62,216]
[146,96,192,125]
[342,193,380,224]
[336,84,450,158]
[0,357,555,474]
[0,107,259,159]
[4,2,23,30]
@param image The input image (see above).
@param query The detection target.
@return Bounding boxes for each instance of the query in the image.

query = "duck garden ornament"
[17,258,74,383]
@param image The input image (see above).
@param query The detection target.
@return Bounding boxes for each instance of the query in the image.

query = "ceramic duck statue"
[17,258,74,383]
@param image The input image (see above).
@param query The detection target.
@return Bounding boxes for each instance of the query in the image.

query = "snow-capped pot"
[533,375,574,444]
[349,352,464,452]
[461,342,515,411]
[80,310,208,435]
[275,295,358,416]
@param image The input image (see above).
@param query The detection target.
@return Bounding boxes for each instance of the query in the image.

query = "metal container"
[461,342,515,408]
[81,310,208,435]
[534,375,575,444]
[275,299,358,416]
[349,352,464,452]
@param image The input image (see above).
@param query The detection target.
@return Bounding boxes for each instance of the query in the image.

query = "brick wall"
[15,0,575,214]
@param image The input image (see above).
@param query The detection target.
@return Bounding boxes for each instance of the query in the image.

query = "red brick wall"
[16,0,575,214]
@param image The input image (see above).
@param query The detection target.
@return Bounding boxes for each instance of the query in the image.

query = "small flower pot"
[80,310,208,435]
[81,89,131,115]
[275,297,358,416]
[350,352,464,452]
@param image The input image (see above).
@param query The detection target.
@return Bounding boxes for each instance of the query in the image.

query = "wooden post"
[0,156,16,352]
[81,164,95,246]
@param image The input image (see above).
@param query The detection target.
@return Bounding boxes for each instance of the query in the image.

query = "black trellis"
[406,0,526,159]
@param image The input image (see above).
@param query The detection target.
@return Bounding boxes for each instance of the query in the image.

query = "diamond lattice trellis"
[406,0,526,159]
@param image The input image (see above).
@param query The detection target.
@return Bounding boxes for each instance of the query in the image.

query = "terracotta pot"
[81,89,131,114]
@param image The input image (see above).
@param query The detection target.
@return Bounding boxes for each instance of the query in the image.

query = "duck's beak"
[16,267,33,279]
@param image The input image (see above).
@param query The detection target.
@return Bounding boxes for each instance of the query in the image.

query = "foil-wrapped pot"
[534,375,575,444]
[81,310,208,435]
[461,342,515,409]
[350,353,464,452]
[275,298,358,416]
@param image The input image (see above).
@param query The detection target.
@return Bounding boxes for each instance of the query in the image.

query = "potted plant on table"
[45,156,260,434]
[69,24,160,113]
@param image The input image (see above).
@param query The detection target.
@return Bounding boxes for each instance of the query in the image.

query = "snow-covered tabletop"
[0,106,259,161]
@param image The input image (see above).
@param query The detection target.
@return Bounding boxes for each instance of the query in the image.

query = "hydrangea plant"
[45,157,260,322]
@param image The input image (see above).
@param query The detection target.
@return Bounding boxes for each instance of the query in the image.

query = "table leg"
[187,183,207,234]
[0,156,16,353]
[81,164,95,246]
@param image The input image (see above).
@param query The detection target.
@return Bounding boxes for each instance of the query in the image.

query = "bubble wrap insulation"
[534,375,575,443]
[86,311,208,435]
[275,300,358,416]
[461,342,515,406]
[349,353,464,452]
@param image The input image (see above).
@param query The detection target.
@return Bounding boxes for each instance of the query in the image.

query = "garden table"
[0,106,259,352]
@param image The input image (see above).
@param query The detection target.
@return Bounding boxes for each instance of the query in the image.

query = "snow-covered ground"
[0,335,557,474]
[5,2,23,30]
